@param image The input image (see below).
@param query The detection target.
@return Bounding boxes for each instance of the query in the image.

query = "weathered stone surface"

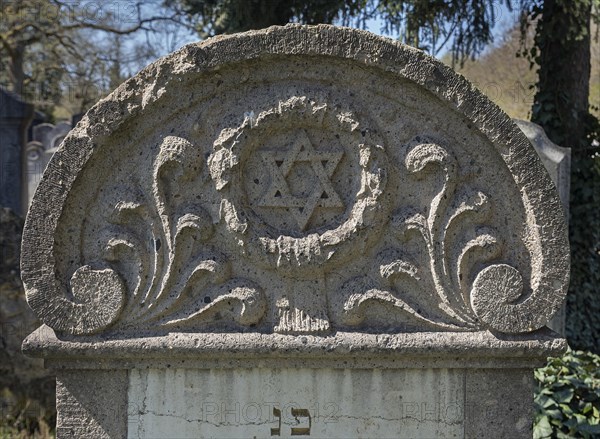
[515,119,570,215]
[21,24,570,438]
[128,367,465,438]
[23,324,566,370]
[126,366,536,438]
[55,370,127,439]
[22,25,568,338]
[515,119,571,335]
[464,369,534,438]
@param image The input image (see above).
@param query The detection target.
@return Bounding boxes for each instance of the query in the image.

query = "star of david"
[258,130,344,230]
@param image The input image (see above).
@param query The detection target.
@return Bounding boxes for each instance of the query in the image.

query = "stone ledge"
[23,325,565,370]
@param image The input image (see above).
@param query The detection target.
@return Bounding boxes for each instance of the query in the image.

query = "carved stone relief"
[21,25,569,338]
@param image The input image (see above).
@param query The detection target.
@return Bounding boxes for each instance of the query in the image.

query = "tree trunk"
[532,0,600,353]
[532,0,591,147]
[8,42,25,96]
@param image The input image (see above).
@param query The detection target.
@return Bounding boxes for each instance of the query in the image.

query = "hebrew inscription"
[269,406,311,436]
[21,26,569,337]
[271,407,281,436]
[290,408,312,436]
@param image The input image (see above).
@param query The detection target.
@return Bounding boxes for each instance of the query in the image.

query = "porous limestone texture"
[21,24,570,438]
[515,119,570,216]
[515,119,571,335]
[56,370,127,438]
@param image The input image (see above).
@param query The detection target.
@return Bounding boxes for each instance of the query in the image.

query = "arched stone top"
[22,25,569,337]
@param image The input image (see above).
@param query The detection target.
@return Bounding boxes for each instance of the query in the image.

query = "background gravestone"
[0,88,33,215]
[25,121,72,207]
[22,25,569,439]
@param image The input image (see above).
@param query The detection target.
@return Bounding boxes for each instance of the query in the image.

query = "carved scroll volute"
[24,265,127,335]
[339,135,569,334]
[423,135,568,333]
[469,261,568,333]
[22,135,267,335]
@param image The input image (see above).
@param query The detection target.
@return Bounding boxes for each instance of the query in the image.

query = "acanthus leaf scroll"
[339,136,556,334]
[59,135,266,335]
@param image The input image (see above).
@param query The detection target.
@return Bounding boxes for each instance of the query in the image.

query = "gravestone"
[25,121,72,207]
[515,120,570,215]
[515,119,571,335]
[22,25,569,439]
[27,110,47,145]
[0,88,33,215]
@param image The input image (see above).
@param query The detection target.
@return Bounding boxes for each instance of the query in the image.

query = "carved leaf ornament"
[21,25,568,336]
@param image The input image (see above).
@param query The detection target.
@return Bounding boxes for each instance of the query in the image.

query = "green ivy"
[534,350,600,438]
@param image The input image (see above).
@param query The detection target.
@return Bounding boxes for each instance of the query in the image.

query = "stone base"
[23,326,563,438]
[50,367,534,439]
[56,370,128,438]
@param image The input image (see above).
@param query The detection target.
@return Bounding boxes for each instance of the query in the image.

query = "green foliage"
[0,426,53,439]
[0,389,54,439]
[534,350,600,438]
[166,0,364,37]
